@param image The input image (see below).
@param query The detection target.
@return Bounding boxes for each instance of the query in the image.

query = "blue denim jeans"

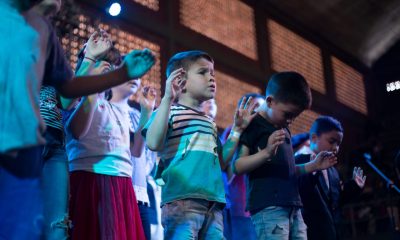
[41,146,69,240]
[0,147,44,240]
[251,206,307,240]
[161,199,225,240]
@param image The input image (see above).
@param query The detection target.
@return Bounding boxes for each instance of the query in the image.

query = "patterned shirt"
[39,85,63,131]
[142,104,225,205]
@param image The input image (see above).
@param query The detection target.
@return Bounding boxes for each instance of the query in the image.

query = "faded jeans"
[161,199,225,240]
[41,147,69,240]
[251,206,307,240]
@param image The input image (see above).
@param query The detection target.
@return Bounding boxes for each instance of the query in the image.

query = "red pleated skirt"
[69,171,146,240]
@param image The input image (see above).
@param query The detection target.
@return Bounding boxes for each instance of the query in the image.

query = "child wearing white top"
[65,39,156,239]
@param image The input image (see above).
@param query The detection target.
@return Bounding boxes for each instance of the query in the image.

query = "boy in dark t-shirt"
[234,72,338,240]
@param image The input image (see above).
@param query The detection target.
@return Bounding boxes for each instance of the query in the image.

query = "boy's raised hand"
[124,49,155,79]
[233,96,258,132]
[139,86,157,113]
[85,30,112,60]
[259,129,286,158]
[312,151,337,171]
[164,68,185,102]
[352,167,366,188]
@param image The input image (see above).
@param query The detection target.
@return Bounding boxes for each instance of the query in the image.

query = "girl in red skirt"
[65,31,156,240]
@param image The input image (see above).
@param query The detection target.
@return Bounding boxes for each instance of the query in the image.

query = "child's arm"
[66,95,98,139]
[295,151,338,175]
[65,62,112,139]
[57,49,155,98]
[220,97,257,170]
[130,87,157,157]
[146,68,185,151]
[59,59,95,110]
[233,129,286,175]
[59,59,96,110]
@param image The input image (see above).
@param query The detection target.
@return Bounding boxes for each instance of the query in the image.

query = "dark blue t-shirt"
[239,114,302,214]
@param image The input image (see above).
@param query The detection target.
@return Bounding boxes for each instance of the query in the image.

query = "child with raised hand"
[221,93,264,240]
[296,116,366,240]
[143,50,257,239]
[233,72,338,240]
[65,38,157,239]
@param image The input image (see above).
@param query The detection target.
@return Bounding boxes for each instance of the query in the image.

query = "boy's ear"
[266,96,273,107]
[310,133,318,144]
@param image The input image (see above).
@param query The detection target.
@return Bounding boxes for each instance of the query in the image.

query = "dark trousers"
[138,202,152,240]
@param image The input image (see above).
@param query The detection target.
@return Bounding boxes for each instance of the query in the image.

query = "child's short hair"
[292,132,310,149]
[309,116,343,137]
[166,50,213,78]
[266,71,312,110]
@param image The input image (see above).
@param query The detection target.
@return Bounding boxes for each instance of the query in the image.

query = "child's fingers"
[178,79,186,89]
[271,135,285,145]
[148,87,157,97]
[170,68,184,78]
[248,99,257,113]
[141,49,155,61]
[99,28,107,38]
[239,97,246,110]
[102,31,111,40]
[355,167,362,177]
[167,70,182,84]
[274,129,286,138]
[142,86,150,96]
[91,30,101,41]
[243,96,253,110]
[142,50,155,63]
[144,87,157,100]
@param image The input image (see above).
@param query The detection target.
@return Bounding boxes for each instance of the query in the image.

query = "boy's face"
[311,130,343,155]
[265,96,303,128]
[184,58,216,102]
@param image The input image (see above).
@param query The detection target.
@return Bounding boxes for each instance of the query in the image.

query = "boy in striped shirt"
[143,50,256,239]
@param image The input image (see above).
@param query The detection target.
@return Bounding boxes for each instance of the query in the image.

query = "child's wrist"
[261,149,272,161]
[231,127,242,135]
[160,97,173,106]
[230,130,241,140]
[84,53,97,62]
[84,56,96,63]
[308,160,318,172]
